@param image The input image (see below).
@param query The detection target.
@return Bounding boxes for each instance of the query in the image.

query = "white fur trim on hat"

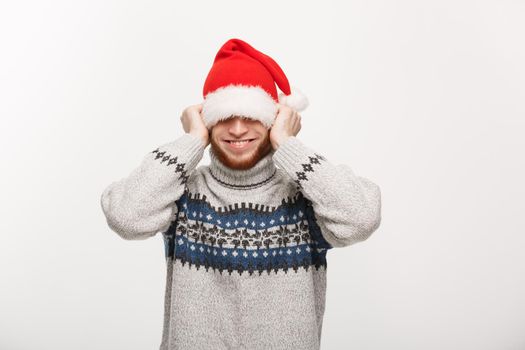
[202,84,278,129]
[278,87,309,112]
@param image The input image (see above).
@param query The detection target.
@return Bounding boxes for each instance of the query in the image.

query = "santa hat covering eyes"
[201,38,309,130]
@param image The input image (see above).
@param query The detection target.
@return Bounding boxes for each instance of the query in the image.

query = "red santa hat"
[201,38,309,129]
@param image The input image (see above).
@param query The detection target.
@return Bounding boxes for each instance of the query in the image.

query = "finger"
[295,114,301,126]
[292,116,300,131]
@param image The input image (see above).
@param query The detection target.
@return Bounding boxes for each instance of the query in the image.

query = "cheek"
[210,130,220,142]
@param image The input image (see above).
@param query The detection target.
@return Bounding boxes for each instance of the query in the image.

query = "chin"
[226,151,259,170]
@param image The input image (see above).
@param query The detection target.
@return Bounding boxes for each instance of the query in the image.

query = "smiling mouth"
[225,138,255,143]
[224,138,256,149]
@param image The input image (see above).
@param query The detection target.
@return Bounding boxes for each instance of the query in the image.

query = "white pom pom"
[278,86,309,112]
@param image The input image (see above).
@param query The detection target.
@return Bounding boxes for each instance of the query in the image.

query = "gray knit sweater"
[100,132,381,350]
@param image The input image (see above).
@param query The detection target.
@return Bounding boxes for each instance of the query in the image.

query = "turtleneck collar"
[207,147,278,190]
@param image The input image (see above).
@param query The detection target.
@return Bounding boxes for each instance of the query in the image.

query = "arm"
[272,136,382,248]
[100,133,206,240]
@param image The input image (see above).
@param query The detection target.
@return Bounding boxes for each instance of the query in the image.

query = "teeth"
[229,139,251,144]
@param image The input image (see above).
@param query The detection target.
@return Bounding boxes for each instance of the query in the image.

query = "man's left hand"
[269,104,302,150]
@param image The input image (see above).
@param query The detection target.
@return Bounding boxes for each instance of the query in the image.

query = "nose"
[227,117,249,136]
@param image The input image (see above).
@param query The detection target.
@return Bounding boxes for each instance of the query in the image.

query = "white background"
[1,1,524,349]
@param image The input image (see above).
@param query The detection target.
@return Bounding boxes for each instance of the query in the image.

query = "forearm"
[272,136,382,248]
[100,133,206,240]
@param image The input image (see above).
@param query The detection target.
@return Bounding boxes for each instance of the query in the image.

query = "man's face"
[210,115,273,170]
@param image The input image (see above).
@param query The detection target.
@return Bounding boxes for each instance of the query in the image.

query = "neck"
[208,147,277,190]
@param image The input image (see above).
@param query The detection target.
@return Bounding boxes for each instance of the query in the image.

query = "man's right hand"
[180,104,210,147]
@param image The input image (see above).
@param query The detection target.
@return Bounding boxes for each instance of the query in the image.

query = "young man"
[100,38,381,350]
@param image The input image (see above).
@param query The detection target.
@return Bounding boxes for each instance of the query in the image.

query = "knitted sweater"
[100,132,381,350]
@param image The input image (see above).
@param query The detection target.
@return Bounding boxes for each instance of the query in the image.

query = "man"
[100,38,381,350]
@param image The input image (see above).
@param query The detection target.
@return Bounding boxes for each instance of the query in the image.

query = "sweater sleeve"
[100,133,206,240]
[272,136,382,248]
